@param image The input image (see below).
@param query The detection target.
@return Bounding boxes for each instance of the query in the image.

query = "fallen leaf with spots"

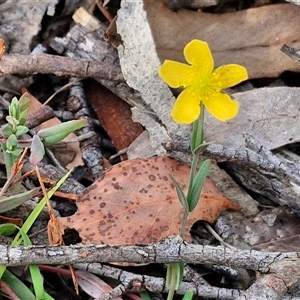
[58,156,240,245]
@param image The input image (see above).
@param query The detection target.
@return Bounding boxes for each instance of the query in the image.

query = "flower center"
[195,72,221,94]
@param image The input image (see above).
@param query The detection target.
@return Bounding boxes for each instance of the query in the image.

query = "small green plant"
[0,93,86,299]
[0,92,86,210]
[0,171,71,300]
[158,39,248,299]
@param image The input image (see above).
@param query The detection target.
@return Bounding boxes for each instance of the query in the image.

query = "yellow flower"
[158,40,248,124]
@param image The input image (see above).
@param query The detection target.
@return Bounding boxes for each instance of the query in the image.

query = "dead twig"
[0,54,125,82]
[2,236,300,299]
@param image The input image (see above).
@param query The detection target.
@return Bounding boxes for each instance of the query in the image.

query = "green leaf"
[182,291,194,300]
[6,116,19,130]
[2,124,13,137]
[0,223,17,236]
[15,125,29,137]
[169,174,188,211]
[17,228,45,300]
[9,97,20,120]
[6,147,23,157]
[0,187,40,213]
[193,141,212,155]
[6,134,18,151]
[29,264,46,300]
[5,225,46,300]
[12,170,72,246]
[139,291,152,300]
[30,135,45,165]
[166,262,184,291]
[37,120,87,146]
[18,93,30,125]
[188,159,211,212]
[2,270,35,300]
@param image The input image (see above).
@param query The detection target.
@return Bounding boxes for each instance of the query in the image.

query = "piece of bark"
[67,80,104,179]
[25,105,55,129]
[50,9,155,113]
[0,1,59,93]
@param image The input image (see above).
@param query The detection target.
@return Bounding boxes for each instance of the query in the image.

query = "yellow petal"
[203,92,239,121]
[171,87,201,124]
[212,64,248,89]
[158,60,194,88]
[183,40,214,75]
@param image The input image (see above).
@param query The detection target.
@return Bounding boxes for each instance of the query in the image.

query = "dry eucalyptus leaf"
[76,270,122,299]
[205,87,300,150]
[86,80,143,159]
[127,131,156,160]
[58,156,240,245]
[144,1,300,79]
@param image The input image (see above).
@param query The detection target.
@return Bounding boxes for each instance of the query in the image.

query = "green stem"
[179,208,188,238]
[186,103,205,208]
[179,103,205,236]
[170,104,206,300]
[167,288,175,300]
[191,102,204,152]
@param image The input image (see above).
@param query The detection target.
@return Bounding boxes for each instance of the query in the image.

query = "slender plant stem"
[180,103,205,237]
[186,103,205,207]
[167,289,175,300]
[169,104,206,300]
[191,102,204,152]
[179,209,189,237]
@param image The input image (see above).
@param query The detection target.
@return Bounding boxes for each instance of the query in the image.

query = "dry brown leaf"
[25,89,84,169]
[0,216,23,227]
[76,270,122,299]
[145,1,300,78]
[47,216,65,245]
[58,156,240,245]
[86,80,144,159]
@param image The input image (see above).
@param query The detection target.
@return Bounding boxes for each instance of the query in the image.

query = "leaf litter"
[58,156,240,245]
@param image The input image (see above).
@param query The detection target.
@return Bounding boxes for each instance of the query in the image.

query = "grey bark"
[1,236,300,299]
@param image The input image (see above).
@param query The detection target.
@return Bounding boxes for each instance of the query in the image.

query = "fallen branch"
[0,54,125,82]
[2,236,300,299]
[0,236,294,271]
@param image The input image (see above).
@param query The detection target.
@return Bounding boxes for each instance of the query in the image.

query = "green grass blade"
[13,169,72,245]
[182,290,194,300]
[17,227,45,300]
[2,224,46,299]
[2,270,35,300]
[0,170,72,279]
